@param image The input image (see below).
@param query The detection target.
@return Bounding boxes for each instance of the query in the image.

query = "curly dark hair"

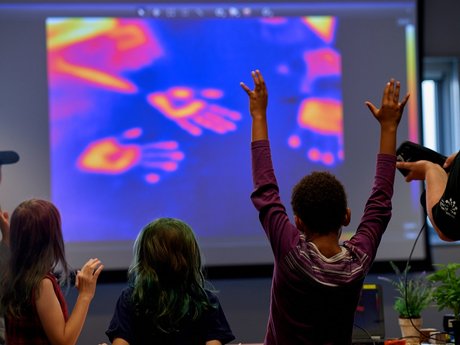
[291,171,348,235]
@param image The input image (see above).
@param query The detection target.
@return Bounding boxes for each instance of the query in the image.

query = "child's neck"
[308,232,342,258]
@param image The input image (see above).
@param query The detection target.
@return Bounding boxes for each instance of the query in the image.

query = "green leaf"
[426,263,460,320]
[378,261,434,318]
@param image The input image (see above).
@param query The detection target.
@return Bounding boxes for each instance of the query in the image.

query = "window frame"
[422,57,460,246]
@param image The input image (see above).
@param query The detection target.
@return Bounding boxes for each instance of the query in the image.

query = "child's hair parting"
[291,171,348,234]
[0,199,69,318]
[128,217,213,333]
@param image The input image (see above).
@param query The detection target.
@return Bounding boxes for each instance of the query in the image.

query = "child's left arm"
[347,80,409,260]
[240,70,268,142]
[365,79,409,155]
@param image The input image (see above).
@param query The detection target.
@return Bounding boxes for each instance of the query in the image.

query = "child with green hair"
[106,217,235,345]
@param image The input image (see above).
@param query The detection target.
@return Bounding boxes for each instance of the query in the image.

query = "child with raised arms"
[240,70,409,344]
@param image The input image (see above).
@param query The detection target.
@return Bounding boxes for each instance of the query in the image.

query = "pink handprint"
[301,47,341,93]
[76,128,184,184]
[147,86,242,136]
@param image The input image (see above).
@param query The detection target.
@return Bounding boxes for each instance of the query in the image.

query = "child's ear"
[343,208,351,226]
[294,215,305,230]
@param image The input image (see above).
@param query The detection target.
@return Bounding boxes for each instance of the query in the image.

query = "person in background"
[0,198,103,345]
[397,150,460,241]
[0,150,20,345]
[240,70,409,344]
[105,217,235,345]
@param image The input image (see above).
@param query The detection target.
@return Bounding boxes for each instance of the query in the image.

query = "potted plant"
[427,263,460,345]
[379,262,434,344]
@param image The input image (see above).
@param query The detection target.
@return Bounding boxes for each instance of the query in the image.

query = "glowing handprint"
[147,86,242,136]
[301,47,341,93]
[47,18,163,93]
[288,97,344,166]
[301,17,337,44]
[76,128,184,184]
[53,57,137,93]
[77,138,141,174]
[286,32,343,167]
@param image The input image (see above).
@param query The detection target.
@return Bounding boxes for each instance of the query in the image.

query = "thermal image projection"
[47,16,342,243]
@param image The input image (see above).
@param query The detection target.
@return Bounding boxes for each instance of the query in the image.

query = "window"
[422,57,460,245]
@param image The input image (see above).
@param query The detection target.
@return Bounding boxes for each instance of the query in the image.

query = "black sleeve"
[106,288,135,344]
[204,291,236,344]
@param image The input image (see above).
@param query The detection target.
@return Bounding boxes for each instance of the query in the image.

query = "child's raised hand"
[240,70,268,120]
[75,258,104,299]
[365,79,410,129]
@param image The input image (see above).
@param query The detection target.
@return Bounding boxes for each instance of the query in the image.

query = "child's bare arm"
[36,258,103,345]
[365,79,409,155]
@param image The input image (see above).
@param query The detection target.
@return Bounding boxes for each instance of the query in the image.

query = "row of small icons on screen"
[136,7,275,18]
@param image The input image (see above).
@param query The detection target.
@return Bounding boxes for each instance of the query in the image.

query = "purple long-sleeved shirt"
[251,140,396,345]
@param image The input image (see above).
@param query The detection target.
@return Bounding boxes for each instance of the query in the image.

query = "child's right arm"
[36,258,103,345]
[241,70,299,261]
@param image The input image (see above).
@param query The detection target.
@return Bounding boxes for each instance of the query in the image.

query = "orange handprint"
[77,128,184,184]
[47,18,163,93]
[77,138,141,174]
[287,97,344,166]
[147,86,242,136]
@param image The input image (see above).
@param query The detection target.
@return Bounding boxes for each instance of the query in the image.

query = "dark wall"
[423,0,460,57]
